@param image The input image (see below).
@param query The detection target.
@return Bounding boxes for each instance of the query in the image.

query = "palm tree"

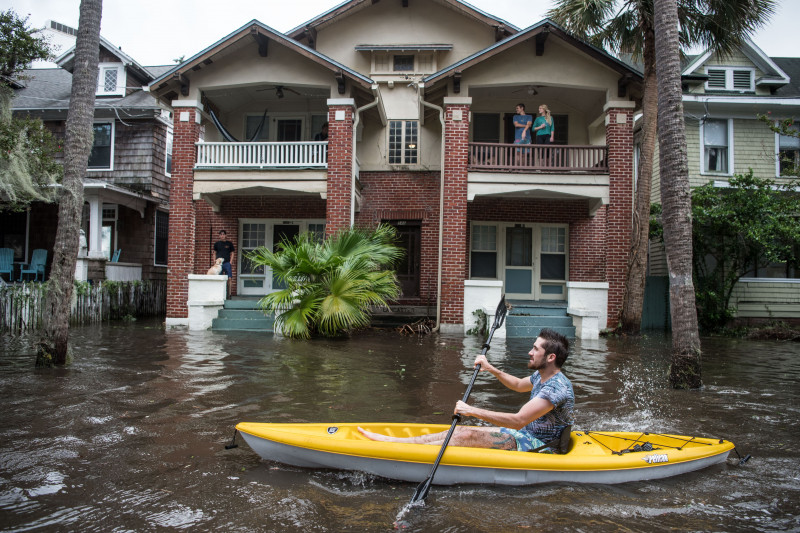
[653,0,701,388]
[248,224,403,339]
[548,0,776,335]
[37,0,103,366]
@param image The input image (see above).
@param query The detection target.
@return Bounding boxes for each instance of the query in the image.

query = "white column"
[87,196,105,259]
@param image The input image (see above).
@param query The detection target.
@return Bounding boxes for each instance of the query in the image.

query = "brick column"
[604,103,635,328]
[440,98,471,326]
[325,100,355,235]
[166,104,202,324]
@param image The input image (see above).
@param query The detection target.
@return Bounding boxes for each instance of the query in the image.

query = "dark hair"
[218,230,227,235]
[516,103,526,111]
[538,328,569,368]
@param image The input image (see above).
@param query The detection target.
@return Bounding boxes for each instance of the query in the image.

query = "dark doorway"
[272,224,300,290]
[386,220,421,299]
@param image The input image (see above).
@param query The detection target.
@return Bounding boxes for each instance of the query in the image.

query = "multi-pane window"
[155,210,168,266]
[703,119,729,173]
[241,223,266,276]
[165,129,173,176]
[393,55,415,71]
[540,227,566,280]
[88,123,113,170]
[470,225,497,278]
[779,123,799,176]
[308,223,326,243]
[245,114,270,141]
[96,64,124,95]
[389,120,418,164]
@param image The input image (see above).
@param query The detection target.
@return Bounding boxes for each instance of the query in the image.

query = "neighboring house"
[2,27,174,284]
[147,0,643,333]
[646,39,800,324]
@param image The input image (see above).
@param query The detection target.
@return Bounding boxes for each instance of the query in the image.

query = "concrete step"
[223,298,263,310]
[218,308,266,319]
[505,324,577,339]
[212,315,274,331]
[506,315,574,328]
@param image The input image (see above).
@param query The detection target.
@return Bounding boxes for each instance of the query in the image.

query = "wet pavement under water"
[0,320,799,532]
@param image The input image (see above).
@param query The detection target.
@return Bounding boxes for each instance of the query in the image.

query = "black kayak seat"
[530,425,573,454]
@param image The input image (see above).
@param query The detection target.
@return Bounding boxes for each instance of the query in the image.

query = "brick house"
[3,27,174,284]
[148,0,642,334]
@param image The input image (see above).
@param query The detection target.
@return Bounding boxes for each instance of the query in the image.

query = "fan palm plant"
[247,224,403,338]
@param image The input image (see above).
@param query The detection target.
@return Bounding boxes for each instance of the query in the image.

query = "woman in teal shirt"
[533,104,554,144]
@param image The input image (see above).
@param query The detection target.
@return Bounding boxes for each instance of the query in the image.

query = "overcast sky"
[6,0,799,66]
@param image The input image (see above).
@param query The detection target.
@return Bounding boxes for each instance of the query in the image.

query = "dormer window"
[357,44,451,76]
[705,67,754,92]
[97,63,125,96]
[393,55,415,72]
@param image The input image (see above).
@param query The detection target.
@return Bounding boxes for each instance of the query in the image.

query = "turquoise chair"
[111,249,121,262]
[18,249,47,282]
[0,248,13,281]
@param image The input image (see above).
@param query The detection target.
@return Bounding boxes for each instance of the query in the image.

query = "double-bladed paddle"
[409,295,508,504]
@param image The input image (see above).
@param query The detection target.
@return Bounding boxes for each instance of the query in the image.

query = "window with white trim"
[705,67,754,92]
[388,120,418,164]
[155,210,169,266]
[702,119,730,174]
[165,128,173,176]
[470,225,497,278]
[96,63,125,96]
[88,122,114,170]
[778,122,799,176]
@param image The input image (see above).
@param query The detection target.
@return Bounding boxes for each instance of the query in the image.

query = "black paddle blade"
[410,477,431,504]
[492,295,508,329]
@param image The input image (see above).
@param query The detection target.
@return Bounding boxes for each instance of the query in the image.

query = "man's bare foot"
[358,427,393,442]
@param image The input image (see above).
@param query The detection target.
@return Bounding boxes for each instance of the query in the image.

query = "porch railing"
[196,141,328,168]
[468,143,608,172]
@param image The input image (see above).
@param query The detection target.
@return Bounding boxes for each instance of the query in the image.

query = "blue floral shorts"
[499,427,547,452]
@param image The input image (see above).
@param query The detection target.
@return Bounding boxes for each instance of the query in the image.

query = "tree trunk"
[653,0,701,388]
[36,0,103,366]
[620,24,657,334]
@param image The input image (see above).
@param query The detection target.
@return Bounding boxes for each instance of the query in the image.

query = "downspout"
[351,85,382,226]
[417,84,446,332]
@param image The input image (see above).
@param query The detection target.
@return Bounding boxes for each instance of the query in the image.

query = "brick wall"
[441,103,471,323]
[325,105,354,234]
[166,106,202,319]
[605,107,634,327]
[355,171,440,305]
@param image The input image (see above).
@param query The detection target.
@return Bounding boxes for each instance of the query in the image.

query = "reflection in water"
[1,320,798,532]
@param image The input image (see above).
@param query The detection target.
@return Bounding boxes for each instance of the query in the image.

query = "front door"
[388,220,421,298]
[238,219,325,295]
[504,225,534,299]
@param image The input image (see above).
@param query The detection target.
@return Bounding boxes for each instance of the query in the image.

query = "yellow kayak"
[235,422,735,485]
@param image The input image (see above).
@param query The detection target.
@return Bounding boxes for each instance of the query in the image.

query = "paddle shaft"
[410,298,506,503]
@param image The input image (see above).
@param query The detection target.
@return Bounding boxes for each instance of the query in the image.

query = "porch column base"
[165,317,189,328]
[567,281,609,332]
[567,307,601,340]
[463,280,505,338]
[187,274,227,330]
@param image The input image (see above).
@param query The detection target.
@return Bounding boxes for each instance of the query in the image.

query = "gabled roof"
[682,38,791,87]
[286,0,518,41]
[56,36,156,82]
[149,20,374,91]
[423,19,642,86]
[772,58,800,97]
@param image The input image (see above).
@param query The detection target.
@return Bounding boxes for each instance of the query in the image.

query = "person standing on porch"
[212,230,235,294]
[533,104,555,144]
[513,104,532,144]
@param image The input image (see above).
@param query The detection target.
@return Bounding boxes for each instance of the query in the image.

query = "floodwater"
[0,321,798,532]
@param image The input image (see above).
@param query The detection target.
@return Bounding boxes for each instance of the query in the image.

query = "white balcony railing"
[195,141,328,169]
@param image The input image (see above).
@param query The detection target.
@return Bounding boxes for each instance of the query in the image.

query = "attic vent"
[733,70,752,90]
[49,21,78,36]
[707,69,726,88]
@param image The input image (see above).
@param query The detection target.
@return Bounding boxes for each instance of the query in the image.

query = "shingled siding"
[87,120,171,199]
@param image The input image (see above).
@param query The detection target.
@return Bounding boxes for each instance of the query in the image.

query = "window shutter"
[733,70,752,90]
[707,69,726,88]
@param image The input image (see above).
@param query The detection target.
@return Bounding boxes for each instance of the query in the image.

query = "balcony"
[196,141,328,169]
[468,143,607,173]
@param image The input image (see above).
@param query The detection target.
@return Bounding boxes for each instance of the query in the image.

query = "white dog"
[207,257,224,275]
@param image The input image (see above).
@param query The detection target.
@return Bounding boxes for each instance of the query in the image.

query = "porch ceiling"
[467,85,606,116]
[202,85,331,114]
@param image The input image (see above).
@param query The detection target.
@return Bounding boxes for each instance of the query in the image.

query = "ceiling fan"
[512,85,539,96]
[255,85,302,98]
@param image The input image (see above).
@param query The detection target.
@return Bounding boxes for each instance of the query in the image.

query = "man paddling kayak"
[359,328,574,452]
